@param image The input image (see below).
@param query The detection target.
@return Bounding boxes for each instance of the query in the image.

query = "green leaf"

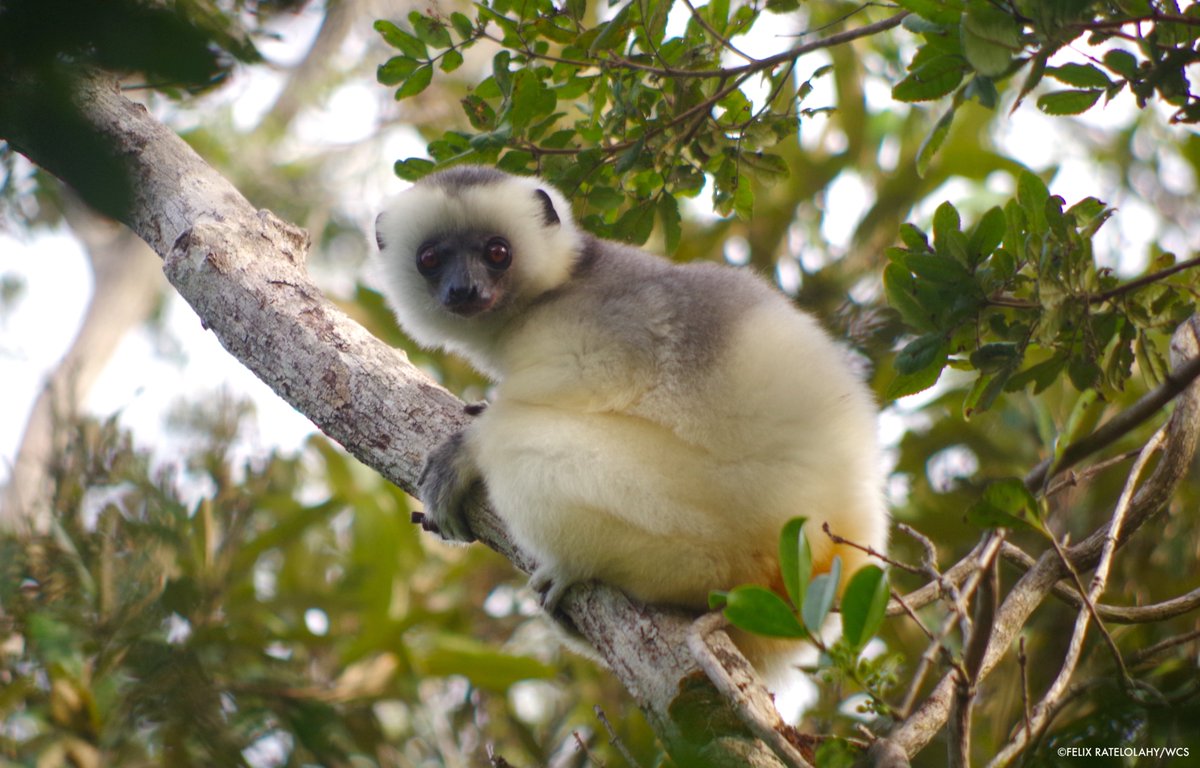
[1036,89,1103,116]
[778,517,810,608]
[1067,356,1102,391]
[967,478,1045,534]
[887,334,949,400]
[461,94,497,130]
[917,106,956,177]
[740,152,790,182]
[587,186,625,210]
[439,49,464,73]
[963,368,1013,417]
[963,74,999,109]
[658,194,681,254]
[395,64,434,99]
[509,71,555,128]
[895,0,964,25]
[969,342,1020,373]
[477,4,520,44]
[883,263,934,332]
[615,202,656,244]
[968,206,1006,263]
[1062,388,1104,448]
[893,53,967,102]
[496,150,534,173]
[393,157,435,181]
[1104,49,1139,80]
[492,50,513,96]
[450,11,475,40]
[961,0,1020,77]
[409,12,453,48]
[1048,63,1113,89]
[932,201,962,247]
[615,138,644,173]
[1016,171,1050,230]
[802,556,841,635]
[895,332,948,375]
[1005,354,1067,394]
[553,76,594,99]
[899,223,931,252]
[374,20,428,59]
[841,565,889,651]
[722,586,808,638]
[589,2,634,55]
[377,56,419,86]
[1014,49,1049,108]
[902,252,972,284]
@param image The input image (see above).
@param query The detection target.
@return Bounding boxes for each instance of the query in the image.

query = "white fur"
[373,167,888,704]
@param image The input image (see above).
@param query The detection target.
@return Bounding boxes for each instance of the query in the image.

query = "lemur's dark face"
[409,229,514,317]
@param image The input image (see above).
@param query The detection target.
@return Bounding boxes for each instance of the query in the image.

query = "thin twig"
[1017,637,1032,740]
[824,522,926,575]
[1040,523,1132,686]
[485,10,908,82]
[1090,254,1200,304]
[1001,542,1200,624]
[1127,628,1200,667]
[573,731,605,767]
[1044,449,1142,497]
[987,427,1167,767]
[1026,354,1200,491]
[888,317,1200,760]
[593,706,644,768]
[679,0,756,62]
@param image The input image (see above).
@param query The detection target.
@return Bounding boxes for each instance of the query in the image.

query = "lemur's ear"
[374,212,387,250]
[534,189,560,226]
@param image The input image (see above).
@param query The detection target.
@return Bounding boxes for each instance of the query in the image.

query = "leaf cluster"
[884,171,1196,416]
[893,0,1200,173]
[709,518,896,729]
[377,0,828,245]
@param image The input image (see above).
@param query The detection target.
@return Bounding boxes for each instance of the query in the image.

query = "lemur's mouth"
[445,294,496,317]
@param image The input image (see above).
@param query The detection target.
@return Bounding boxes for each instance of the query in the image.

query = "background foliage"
[3,0,1200,765]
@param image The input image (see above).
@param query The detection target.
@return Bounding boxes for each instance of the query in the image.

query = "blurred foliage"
[0,404,661,767]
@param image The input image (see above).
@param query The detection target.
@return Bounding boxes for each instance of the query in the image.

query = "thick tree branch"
[0,73,783,767]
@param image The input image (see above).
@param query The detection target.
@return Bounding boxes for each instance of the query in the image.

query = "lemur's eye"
[416,247,441,276]
[484,238,512,270]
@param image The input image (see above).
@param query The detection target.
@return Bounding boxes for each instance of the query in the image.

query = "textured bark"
[0,73,783,766]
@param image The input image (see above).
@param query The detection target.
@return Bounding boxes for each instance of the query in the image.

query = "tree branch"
[888,316,1200,759]
[688,613,815,768]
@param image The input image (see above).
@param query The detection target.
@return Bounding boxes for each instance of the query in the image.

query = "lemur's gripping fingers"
[415,431,479,544]
[529,561,579,615]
